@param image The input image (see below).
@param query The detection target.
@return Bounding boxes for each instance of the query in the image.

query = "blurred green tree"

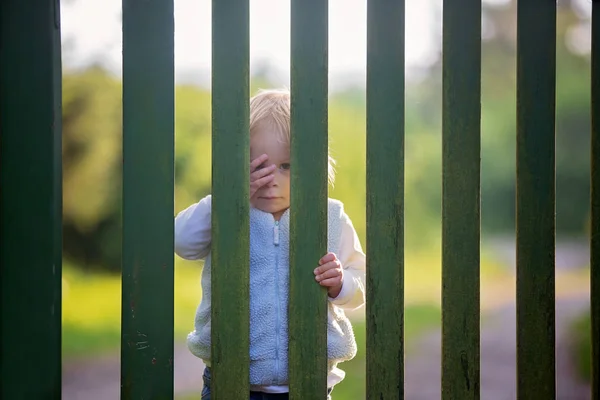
[61,0,592,272]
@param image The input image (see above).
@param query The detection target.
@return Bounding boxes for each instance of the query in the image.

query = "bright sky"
[60,0,439,91]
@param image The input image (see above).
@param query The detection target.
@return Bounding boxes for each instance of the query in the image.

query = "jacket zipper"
[273,220,281,384]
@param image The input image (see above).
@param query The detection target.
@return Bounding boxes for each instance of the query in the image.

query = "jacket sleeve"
[328,211,366,310]
[174,195,212,260]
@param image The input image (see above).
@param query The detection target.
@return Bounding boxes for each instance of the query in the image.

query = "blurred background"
[61,0,593,398]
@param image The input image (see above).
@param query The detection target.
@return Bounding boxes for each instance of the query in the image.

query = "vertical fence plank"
[366,0,405,399]
[515,0,556,398]
[121,0,175,397]
[0,0,62,398]
[289,0,328,398]
[211,0,250,398]
[592,2,600,399]
[441,0,481,399]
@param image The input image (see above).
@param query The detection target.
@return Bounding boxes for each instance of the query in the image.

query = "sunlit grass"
[62,258,202,357]
[62,250,509,358]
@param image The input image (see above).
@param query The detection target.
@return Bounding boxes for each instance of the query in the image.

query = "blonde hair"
[249,88,336,186]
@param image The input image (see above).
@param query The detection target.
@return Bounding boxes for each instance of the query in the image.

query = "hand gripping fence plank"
[3,1,600,399]
[289,0,330,399]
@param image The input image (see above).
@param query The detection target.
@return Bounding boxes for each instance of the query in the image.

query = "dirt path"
[404,294,591,400]
[62,344,206,399]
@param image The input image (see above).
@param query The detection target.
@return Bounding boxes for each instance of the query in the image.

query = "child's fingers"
[250,163,276,181]
[250,154,269,171]
[249,162,276,197]
[314,259,340,275]
[318,252,336,265]
[314,265,342,282]
[250,174,275,195]
[318,277,342,287]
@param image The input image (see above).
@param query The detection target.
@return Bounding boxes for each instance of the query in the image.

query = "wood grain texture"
[441,0,481,399]
[121,1,175,398]
[366,0,405,399]
[0,0,63,397]
[289,0,329,398]
[516,0,556,398]
[211,0,251,398]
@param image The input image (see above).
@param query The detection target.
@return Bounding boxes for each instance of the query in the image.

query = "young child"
[174,88,366,399]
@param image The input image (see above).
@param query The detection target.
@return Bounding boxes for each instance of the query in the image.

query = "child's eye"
[280,163,291,170]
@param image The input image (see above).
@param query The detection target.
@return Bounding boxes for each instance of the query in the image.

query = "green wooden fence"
[1,0,599,399]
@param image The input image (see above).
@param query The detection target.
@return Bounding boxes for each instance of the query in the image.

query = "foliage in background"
[414,0,592,234]
[61,2,592,273]
[59,1,593,394]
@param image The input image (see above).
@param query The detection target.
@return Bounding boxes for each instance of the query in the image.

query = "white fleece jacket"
[174,195,366,393]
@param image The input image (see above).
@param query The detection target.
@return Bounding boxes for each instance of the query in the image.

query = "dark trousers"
[201,367,333,399]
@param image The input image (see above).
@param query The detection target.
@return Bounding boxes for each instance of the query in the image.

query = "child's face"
[250,128,290,220]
